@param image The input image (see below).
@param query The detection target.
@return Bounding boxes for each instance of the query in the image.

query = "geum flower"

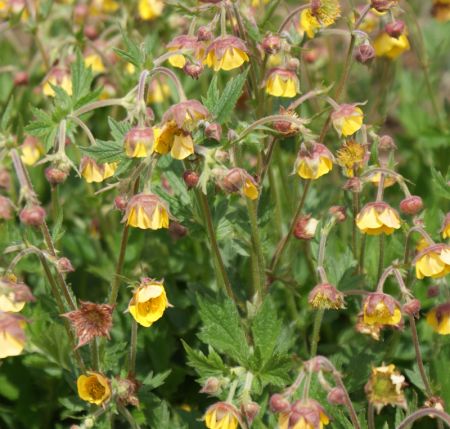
[204,402,241,429]
[0,276,34,312]
[62,301,114,348]
[299,0,341,38]
[374,32,410,59]
[77,372,111,405]
[265,68,300,98]
[128,279,170,327]
[0,312,27,359]
[295,142,334,180]
[123,193,170,230]
[279,399,330,429]
[166,35,204,69]
[80,156,117,183]
[356,202,401,235]
[20,136,43,166]
[205,36,249,71]
[363,292,402,328]
[414,244,450,279]
[308,283,345,309]
[124,126,155,158]
[331,104,364,137]
[138,0,164,20]
[219,168,259,200]
[426,302,450,335]
[336,140,367,177]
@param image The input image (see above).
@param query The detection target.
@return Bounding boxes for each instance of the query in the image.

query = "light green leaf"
[431,168,450,200]
[142,370,172,390]
[182,340,228,379]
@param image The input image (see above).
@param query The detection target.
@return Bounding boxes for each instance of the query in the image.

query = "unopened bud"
[197,26,213,42]
[183,62,204,79]
[343,177,363,193]
[400,196,423,215]
[200,377,221,395]
[424,396,445,412]
[378,135,397,165]
[355,44,375,65]
[327,387,347,405]
[45,167,69,185]
[385,20,405,38]
[114,195,128,211]
[242,401,260,424]
[57,257,75,273]
[286,58,300,71]
[183,170,199,189]
[269,394,290,413]
[205,123,222,141]
[14,71,29,86]
[261,34,282,54]
[293,215,318,240]
[329,206,346,222]
[19,206,46,227]
[168,221,188,240]
[402,299,421,317]
[84,25,99,40]
[371,0,398,12]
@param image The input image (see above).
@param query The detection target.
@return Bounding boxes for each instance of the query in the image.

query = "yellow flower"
[205,36,249,72]
[155,121,195,160]
[20,136,42,166]
[77,372,111,405]
[336,140,367,177]
[166,35,204,69]
[204,402,239,429]
[356,202,401,235]
[43,68,72,97]
[0,276,34,313]
[299,0,340,38]
[296,142,334,180]
[84,54,105,73]
[265,68,299,98]
[441,213,450,239]
[128,279,169,327]
[299,9,321,38]
[426,303,450,335]
[374,33,410,59]
[0,313,27,359]
[220,168,259,200]
[432,1,450,21]
[279,399,329,429]
[124,127,155,158]
[363,293,402,326]
[80,157,117,183]
[369,172,396,188]
[414,244,450,279]
[138,0,164,21]
[89,0,119,15]
[123,193,170,230]
[147,79,171,104]
[331,104,364,137]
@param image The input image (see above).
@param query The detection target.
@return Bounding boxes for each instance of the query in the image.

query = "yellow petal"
[168,54,186,69]
[0,331,25,358]
[171,134,194,160]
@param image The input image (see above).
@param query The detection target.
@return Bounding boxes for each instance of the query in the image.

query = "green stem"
[396,408,450,429]
[90,337,100,371]
[377,234,385,282]
[310,308,324,357]
[368,402,375,429]
[109,224,130,306]
[128,320,138,374]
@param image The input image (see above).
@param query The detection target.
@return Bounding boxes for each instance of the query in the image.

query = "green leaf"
[203,75,220,113]
[81,138,125,163]
[25,108,58,151]
[182,340,228,379]
[113,31,143,68]
[0,96,13,131]
[211,70,249,124]
[108,116,132,142]
[142,370,172,390]
[431,168,450,200]
[71,50,94,103]
[196,295,250,365]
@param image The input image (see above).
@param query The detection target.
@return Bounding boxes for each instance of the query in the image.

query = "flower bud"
[269,394,290,413]
[370,0,398,12]
[293,215,318,240]
[45,167,69,185]
[205,123,222,141]
[378,134,397,166]
[200,377,221,395]
[124,127,154,158]
[114,195,128,211]
[13,71,29,86]
[329,206,347,222]
[183,170,199,189]
[0,168,11,189]
[183,62,204,79]
[57,257,75,273]
[168,221,188,240]
[84,25,99,40]
[242,401,260,425]
[402,299,421,317]
[327,387,347,405]
[286,57,300,71]
[385,20,405,38]
[261,34,282,54]
[197,26,213,42]
[355,44,375,64]
[343,177,363,193]
[19,206,46,227]
[400,196,423,215]
[0,196,13,220]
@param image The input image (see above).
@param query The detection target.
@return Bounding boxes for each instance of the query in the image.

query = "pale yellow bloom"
[77,372,111,405]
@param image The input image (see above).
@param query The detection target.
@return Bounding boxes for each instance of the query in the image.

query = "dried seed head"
[355,43,376,64]
[20,206,46,227]
[400,196,423,215]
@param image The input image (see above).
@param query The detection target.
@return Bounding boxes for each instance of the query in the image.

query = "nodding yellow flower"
[365,364,406,412]
[138,0,164,20]
[77,372,111,405]
[299,0,341,38]
[205,36,249,72]
[265,68,299,98]
[369,172,396,188]
[89,0,119,15]
[42,67,72,97]
[147,79,171,104]
[299,9,322,38]
[0,312,27,359]
[220,168,259,200]
[295,142,334,180]
[432,1,450,21]
[363,293,402,327]
[0,276,34,313]
[124,127,155,158]
[20,136,42,166]
[373,32,410,59]
[331,104,364,137]
[441,213,450,239]
[204,402,240,429]
[336,140,367,177]
[414,244,450,279]
[84,54,105,73]
[308,283,345,310]
[155,121,195,160]
[128,279,169,327]
[356,202,401,235]
[166,35,204,69]
[279,399,329,429]
[80,157,117,183]
[123,193,170,230]
[426,303,450,335]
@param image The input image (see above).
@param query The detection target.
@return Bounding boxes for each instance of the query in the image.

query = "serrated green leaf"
[1,96,13,131]
[81,139,125,163]
[431,168,450,200]
[142,369,172,390]
[71,50,94,103]
[108,116,132,141]
[203,75,220,113]
[114,31,143,68]
[182,340,228,379]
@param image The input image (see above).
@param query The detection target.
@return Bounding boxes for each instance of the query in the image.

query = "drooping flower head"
[331,104,364,137]
[128,278,169,327]
[336,140,368,177]
[0,276,34,312]
[219,168,259,200]
[124,126,155,158]
[374,32,410,59]
[295,142,334,180]
[166,35,204,69]
[298,0,341,38]
[42,67,72,97]
[20,136,43,166]
[308,283,345,310]
[363,292,402,327]
[204,401,241,429]
[62,301,114,348]
[122,193,170,230]
[293,214,319,240]
[138,0,164,20]
[0,312,27,358]
[365,364,406,412]
[426,302,450,335]
[80,156,117,183]
[161,99,209,130]
[414,244,450,279]
[205,36,249,72]
[77,372,111,405]
[356,202,401,235]
[265,68,300,98]
[279,399,330,429]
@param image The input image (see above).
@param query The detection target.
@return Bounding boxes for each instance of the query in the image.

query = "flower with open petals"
[336,140,367,177]
[128,278,169,327]
[204,402,240,429]
[356,202,401,235]
[123,193,170,230]
[308,283,345,309]
[43,67,72,97]
[20,136,43,166]
[80,157,117,183]
[414,244,450,279]
[363,293,402,327]
[124,127,155,158]
[265,68,299,98]
[295,142,334,180]
[374,32,410,59]
[77,372,111,405]
[298,0,341,38]
[138,0,164,20]
[426,303,450,335]
[0,312,27,358]
[154,122,195,160]
[331,104,364,137]
[166,35,204,69]
[0,276,34,312]
[365,364,406,412]
[205,36,249,71]
[62,301,114,348]
[219,168,259,200]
